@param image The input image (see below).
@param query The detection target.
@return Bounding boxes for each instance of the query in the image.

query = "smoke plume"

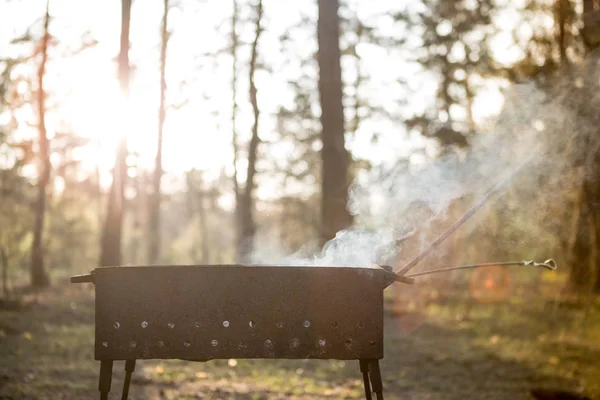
[256,51,600,271]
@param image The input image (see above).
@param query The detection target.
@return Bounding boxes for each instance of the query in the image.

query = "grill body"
[94,265,386,362]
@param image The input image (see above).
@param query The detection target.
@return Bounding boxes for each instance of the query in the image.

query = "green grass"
[1,276,599,399]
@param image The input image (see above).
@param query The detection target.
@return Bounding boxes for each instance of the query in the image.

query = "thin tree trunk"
[231,0,241,261]
[129,175,140,263]
[317,0,351,246]
[586,192,599,291]
[237,0,263,263]
[198,189,210,264]
[30,0,51,288]
[464,76,476,133]
[349,22,363,137]
[555,0,568,64]
[1,247,8,299]
[100,0,131,267]
[95,157,102,230]
[148,0,168,264]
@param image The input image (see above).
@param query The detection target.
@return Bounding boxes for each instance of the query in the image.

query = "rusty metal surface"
[94,265,385,361]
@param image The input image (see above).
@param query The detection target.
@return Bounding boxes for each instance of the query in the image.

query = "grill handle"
[380,259,556,288]
[404,259,557,278]
[70,271,95,284]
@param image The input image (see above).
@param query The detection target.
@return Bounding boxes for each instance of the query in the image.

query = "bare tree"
[99,0,131,267]
[148,0,169,264]
[317,0,351,245]
[237,0,263,262]
[30,0,51,288]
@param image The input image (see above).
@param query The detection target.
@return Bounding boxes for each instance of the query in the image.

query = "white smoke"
[254,52,599,270]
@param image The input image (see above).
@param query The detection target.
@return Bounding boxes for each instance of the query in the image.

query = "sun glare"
[60,61,231,189]
[63,71,158,173]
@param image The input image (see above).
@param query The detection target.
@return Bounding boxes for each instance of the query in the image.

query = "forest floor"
[0,273,599,400]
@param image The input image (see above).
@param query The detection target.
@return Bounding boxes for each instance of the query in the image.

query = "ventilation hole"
[331,321,338,328]
[157,341,164,347]
[223,320,230,328]
[102,342,108,347]
[290,338,300,349]
[303,320,311,328]
[184,341,191,347]
[318,339,326,347]
[345,338,353,347]
[113,322,120,329]
[168,322,175,329]
[264,339,273,347]
[369,340,376,347]
[130,341,137,348]
[249,320,255,328]
[141,321,148,328]
[276,321,284,328]
[211,339,218,347]
[358,321,364,328]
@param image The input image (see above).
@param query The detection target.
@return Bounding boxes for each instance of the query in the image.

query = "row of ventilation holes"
[102,338,377,349]
[104,320,374,349]
[113,320,365,330]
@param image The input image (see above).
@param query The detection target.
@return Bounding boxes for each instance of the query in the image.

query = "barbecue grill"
[71,159,557,399]
[71,263,407,400]
[71,259,555,400]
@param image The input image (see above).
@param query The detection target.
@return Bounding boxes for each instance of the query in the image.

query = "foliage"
[0,143,34,297]
[0,0,597,291]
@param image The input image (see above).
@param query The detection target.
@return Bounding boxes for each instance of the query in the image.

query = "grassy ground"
[0,273,599,399]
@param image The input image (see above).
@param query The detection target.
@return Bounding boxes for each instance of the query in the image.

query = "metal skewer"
[404,259,557,278]
[395,155,536,277]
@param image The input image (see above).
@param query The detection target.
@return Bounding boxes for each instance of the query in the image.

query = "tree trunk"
[231,0,241,261]
[464,76,476,134]
[585,153,600,291]
[568,187,595,288]
[567,0,600,291]
[99,0,131,267]
[198,188,210,264]
[128,177,140,263]
[1,247,8,299]
[582,0,600,48]
[317,0,351,245]
[30,0,51,288]
[148,0,168,265]
[237,0,263,263]
[555,0,568,64]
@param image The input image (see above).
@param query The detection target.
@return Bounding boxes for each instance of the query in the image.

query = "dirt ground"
[0,276,599,400]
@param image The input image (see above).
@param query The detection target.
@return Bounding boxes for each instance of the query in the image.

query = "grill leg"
[121,360,137,400]
[369,360,384,400]
[359,360,372,400]
[98,360,113,400]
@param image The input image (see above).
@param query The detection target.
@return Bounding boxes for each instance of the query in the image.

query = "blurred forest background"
[1,0,600,293]
[1,0,600,398]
